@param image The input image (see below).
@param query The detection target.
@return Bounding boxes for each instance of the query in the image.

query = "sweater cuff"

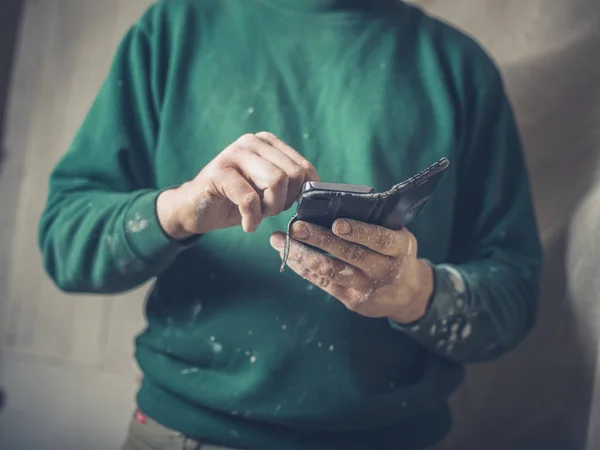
[124,190,200,266]
[389,263,471,352]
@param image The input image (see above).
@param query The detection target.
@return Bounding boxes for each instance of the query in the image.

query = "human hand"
[157,132,319,239]
[270,219,434,324]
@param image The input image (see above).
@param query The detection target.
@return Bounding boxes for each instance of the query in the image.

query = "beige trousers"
[121,410,240,450]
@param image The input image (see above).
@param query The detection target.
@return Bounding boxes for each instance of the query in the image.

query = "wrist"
[389,259,434,324]
[156,187,195,240]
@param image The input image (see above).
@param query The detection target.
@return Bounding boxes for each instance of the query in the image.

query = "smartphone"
[279,157,450,271]
[295,157,450,230]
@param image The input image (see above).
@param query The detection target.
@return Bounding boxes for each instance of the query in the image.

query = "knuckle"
[240,192,260,210]
[319,262,337,279]
[310,258,324,274]
[342,245,364,262]
[255,131,277,141]
[288,167,305,183]
[236,133,259,148]
[269,170,289,189]
[301,161,317,175]
[299,268,311,279]
[375,231,393,251]
[316,276,331,288]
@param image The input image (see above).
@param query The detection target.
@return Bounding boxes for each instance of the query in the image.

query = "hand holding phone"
[279,158,450,271]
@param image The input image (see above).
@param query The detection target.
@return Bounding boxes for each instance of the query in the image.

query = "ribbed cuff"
[123,190,200,266]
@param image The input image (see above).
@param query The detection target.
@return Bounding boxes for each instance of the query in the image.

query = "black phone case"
[279,157,450,272]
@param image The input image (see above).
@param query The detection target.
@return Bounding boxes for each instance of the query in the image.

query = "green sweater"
[38,1,542,449]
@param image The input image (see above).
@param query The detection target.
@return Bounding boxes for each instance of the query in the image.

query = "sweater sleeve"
[391,69,543,363]
[38,19,197,295]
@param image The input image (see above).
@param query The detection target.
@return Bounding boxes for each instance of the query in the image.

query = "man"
[38,0,543,449]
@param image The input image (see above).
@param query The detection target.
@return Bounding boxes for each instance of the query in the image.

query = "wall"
[405,2,600,449]
[0,0,23,142]
[0,3,151,449]
[0,1,598,449]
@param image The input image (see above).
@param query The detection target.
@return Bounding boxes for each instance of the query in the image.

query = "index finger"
[331,219,415,258]
[255,131,320,182]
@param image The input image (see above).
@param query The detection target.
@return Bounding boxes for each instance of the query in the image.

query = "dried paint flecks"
[338,266,354,277]
[440,264,466,294]
[127,213,149,233]
[189,301,202,323]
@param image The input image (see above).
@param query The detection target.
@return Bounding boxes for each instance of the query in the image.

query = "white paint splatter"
[282,324,287,330]
[440,264,466,294]
[127,213,149,233]
[461,323,473,339]
[339,266,354,276]
[328,344,335,351]
[317,342,323,348]
[245,350,251,356]
[196,195,211,213]
[302,133,309,139]
[246,106,255,115]
[211,342,223,353]
[249,355,257,363]
[180,367,199,375]
[189,302,202,322]
[302,327,319,345]
[210,336,215,342]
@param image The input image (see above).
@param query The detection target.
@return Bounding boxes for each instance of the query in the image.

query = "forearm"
[391,258,540,363]
[39,189,197,294]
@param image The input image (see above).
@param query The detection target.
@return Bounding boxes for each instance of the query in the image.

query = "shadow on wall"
[0,0,24,142]
[0,0,24,420]
[430,4,600,449]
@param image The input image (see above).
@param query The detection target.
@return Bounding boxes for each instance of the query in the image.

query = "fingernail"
[334,219,352,235]
[270,234,284,249]
[292,222,310,239]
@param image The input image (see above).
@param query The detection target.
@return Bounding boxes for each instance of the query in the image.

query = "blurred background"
[0,0,599,449]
